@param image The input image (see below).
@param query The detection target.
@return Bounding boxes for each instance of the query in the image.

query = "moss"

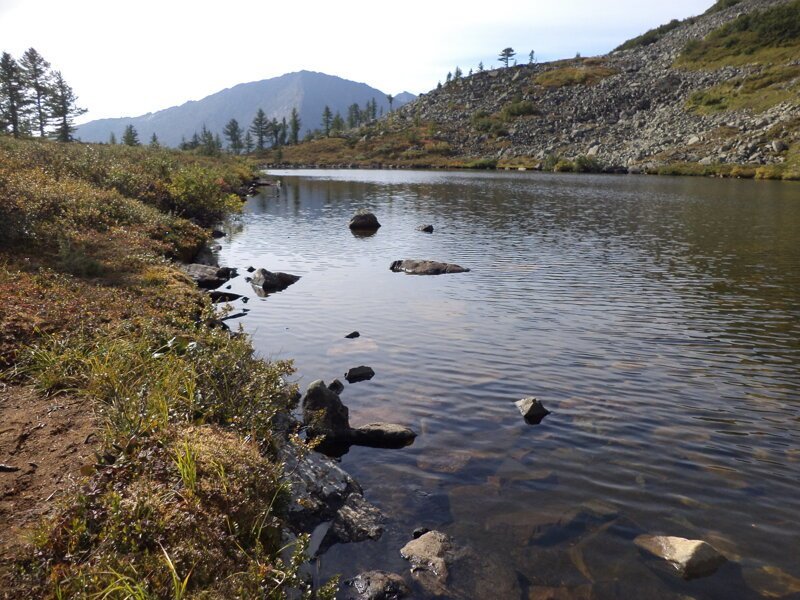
[535,64,617,88]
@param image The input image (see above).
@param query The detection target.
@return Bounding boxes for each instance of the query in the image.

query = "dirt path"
[0,384,98,590]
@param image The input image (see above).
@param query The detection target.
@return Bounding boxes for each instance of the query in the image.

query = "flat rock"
[207,290,242,303]
[349,211,381,230]
[390,259,469,275]
[634,535,727,579]
[250,268,300,293]
[349,423,417,448]
[345,366,375,383]
[516,397,551,424]
[183,263,225,289]
[345,571,410,600]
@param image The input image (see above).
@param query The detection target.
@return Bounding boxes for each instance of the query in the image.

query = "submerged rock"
[345,366,375,383]
[345,571,410,600]
[250,268,301,293]
[349,211,381,230]
[389,259,470,275]
[634,535,727,579]
[400,530,453,592]
[515,397,551,424]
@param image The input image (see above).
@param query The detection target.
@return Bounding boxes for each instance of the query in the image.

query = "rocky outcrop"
[183,263,231,289]
[302,380,350,440]
[390,260,470,275]
[634,534,727,579]
[250,268,300,293]
[349,211,381,230]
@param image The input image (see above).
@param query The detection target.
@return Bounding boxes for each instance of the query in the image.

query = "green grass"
[615,19,684,51]
[687,65,800,113]
[704,0,742,15]
[535,64,617,88]
[678,0,800,68]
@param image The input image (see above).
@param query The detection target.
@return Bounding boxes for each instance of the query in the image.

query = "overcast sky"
[0,0,715,123]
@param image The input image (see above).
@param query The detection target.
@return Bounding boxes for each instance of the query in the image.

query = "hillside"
[282,0,800,179]
[76,71,415,147]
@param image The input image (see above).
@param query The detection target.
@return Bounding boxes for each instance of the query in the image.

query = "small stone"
[0,464,21,472]
[349,211,381,230]
[251,268,301,293]
[246,266,256,273]
[211,229,226,238]
[515,397,550,424]
[772,140,788,153]
[328,379,345,395]
[417,224,434,233]
[634,535,727,579]
[346,570,410,600]
[345,331,361,339]
[345,366,375,383]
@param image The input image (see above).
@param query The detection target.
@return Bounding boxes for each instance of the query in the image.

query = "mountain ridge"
[76,70,415,147]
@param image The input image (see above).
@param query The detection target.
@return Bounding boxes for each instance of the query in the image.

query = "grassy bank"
[0,137,335,598]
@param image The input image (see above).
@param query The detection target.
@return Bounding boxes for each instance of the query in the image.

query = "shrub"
[535,65,617,88]
[616,19,683,51]
[167,165,242,226]
[502,100,538,119]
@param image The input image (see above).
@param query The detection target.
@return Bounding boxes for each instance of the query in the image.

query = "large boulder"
[389,260,470,275]
[349,211,381,231]
[345,366,375,383]
[302,380,350,439]
[250,268,300,293]
[634,535,727,579]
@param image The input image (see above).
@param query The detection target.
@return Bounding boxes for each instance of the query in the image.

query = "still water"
[216,170,800,599]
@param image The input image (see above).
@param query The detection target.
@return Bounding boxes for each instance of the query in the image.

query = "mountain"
[76,71,416,147]
[282,0,799,179]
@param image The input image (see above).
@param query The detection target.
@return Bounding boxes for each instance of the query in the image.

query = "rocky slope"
[284,0,799,176]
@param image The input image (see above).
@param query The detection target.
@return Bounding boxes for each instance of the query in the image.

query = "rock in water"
[515,397,551,424]
[389,260,470,275]
[349,211,381,231]
[345,331,361,339]
[301,380,350,439]
[328,379,345,395]
[634,535,727,579]
[417,224,434,233]
[183,263,226,289]
[350,423,418,448]
[346,571,411,600]
[345,366,375,383]
[250,268,300,293]
[400,531,453,589]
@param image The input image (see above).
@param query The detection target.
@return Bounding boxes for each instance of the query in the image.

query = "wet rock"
[634,535,727,579]
[389,259,470,275]
[246,266,256,273]
[417,224,434,233]
[302,380,350,440]
[345,331,361,339]
[345,366,375,383]
[183,263,226,289]
[400,531,453,592]
[250,268,301,293]
[207,290,242,303]
[279,442,384,547]
[413,526,431,539]
[215,266,238,279]
[328,379,345,395]
[211,229,226,238]
[345,570,410,600]
[516,397,551,424]
[349,211,381,230]
[349,423,417,448]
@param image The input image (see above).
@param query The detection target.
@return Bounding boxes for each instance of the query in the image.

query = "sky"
[0,0,716,123]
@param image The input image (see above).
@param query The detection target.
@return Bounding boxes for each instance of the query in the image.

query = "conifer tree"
[109,132,117,145]
[499,47,516,68]
[122,123,140,146]
[478,61,484,72]
[250,108,269,151]
[386,94,394,113]
[321,105,332,136]
[223,118,243,154]
[49,71,86,142]
[244,130,254,154]
[279,117,287,146]
[454,66,462,79]
[149,133,160,148]
[20,48,52,137]
[289,107,301,144]
[269,118,280,147]
[331,112,344,135]
[0,52,28,138]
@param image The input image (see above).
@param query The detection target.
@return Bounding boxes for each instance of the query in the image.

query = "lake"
[216,169,800,599]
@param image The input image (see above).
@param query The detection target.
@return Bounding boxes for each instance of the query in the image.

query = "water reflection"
[217,170,800,598]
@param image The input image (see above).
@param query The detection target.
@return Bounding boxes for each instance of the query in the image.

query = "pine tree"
[49,71,86,142]
[289,107,301,144]
[529,50,536,64]
[223,118,243,154]
[269,118,280,147]
[446,71,452,84]
[331,112,344,135]
[499,47,516,68]
[244,130,254,154]
[279,117,287,146]
[321,105,332,136]
[109,132,117,145]
[478,61,484,72]
[20,48,52,137]
[347,103,361,128]
[0,52,28,138]
[149,133,160,148]
[249,108,269,151]
[454,66,462,79]
[121,124,140,146]
[386,94,394,113]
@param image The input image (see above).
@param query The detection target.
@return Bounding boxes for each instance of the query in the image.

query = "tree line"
[0,47,86,142]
